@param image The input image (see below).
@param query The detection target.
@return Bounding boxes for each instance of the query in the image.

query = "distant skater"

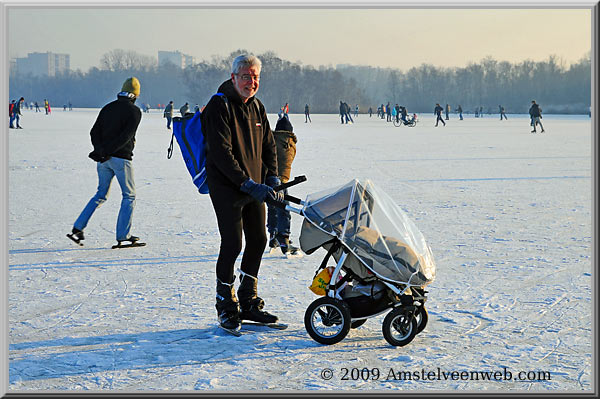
[283,102,289,118]
[163,100,174,129]
[445,104,450,120]
[529,100,544,133]
[457,104,463,120]
[344,102,354,123]
[180,102,189,116]
[434,103,445,127]
[13,97,24,129]
[304,103,311,123]
[9,100,15,128]
[499,105,508,120]
[400,105,408,123]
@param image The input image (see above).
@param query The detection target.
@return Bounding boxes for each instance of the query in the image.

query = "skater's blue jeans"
[74,157,136,241]
[267,188,291,237]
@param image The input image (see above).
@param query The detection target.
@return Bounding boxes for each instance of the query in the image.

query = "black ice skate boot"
[268,233,280,249]
[67,227,85,245]
[216,278,241,331]
[276,233,299,255]
[238,272,278,324]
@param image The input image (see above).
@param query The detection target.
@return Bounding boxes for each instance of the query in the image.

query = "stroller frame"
[301,230,429,346]
[282,180,431,347]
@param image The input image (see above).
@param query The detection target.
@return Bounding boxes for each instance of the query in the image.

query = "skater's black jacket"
[201,79,278,190]
[89,95,142,161]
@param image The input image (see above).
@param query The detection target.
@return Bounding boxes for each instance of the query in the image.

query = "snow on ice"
[7,108,592,392]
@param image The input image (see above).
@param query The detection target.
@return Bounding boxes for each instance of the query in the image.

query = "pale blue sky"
[7,6,592,72]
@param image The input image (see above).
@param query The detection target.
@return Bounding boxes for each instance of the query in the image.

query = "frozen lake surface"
[6,108,593,393]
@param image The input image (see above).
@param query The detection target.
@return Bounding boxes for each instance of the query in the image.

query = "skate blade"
[285,251,304,259]
[112,242,146,249]
[267,247,279,255]
[66,233,83,246]
[241,321,288,330]
[218,324,242,336]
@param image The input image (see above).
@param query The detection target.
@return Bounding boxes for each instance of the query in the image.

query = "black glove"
[265,175,281,189]
[89,150,111,163]
[240,178,284,204]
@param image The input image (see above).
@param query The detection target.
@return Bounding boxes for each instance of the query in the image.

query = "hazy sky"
[7,6,592,72]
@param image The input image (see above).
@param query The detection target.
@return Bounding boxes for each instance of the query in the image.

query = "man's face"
[231,65,260,103]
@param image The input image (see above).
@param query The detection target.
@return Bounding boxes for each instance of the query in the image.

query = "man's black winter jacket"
[201,79,277,190]
[529,104,542,118]
[89,96,142,161]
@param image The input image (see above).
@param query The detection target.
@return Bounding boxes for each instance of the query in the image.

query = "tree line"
[9,49,591,114]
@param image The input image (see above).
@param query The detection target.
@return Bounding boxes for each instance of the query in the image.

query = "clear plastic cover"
[301,179,436,286]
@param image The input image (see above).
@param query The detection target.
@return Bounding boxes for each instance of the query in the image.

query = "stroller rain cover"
[299,179,436,286]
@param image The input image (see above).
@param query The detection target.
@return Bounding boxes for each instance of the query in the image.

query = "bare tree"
[100,49,157,72]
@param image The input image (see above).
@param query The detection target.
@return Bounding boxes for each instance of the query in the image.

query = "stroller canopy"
[300,179,436,286]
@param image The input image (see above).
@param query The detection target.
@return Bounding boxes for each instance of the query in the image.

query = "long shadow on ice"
[10,321,400,384]
[10,325,355,383]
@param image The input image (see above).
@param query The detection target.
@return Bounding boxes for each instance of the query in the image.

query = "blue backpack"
[167,93,227,194]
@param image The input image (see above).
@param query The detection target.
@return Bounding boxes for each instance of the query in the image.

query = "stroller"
[283,178,436,346]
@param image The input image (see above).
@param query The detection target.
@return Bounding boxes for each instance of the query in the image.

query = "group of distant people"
[371,102,416,126]
[431,101,544,132]
[8,98,55,129]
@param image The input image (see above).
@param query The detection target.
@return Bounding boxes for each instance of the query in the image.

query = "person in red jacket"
[9,100,15,128]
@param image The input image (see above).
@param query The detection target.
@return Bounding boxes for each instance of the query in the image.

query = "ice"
[6,108,593,392]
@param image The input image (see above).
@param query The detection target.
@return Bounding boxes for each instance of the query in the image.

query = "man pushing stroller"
[201,54,285,332]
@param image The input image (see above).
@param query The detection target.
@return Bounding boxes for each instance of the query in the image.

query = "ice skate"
[218,309,242,334]
[267,234,280,254]
[112,235,146,249]
[67,228,84,246]
[277,234,303,258]
[239,297,279,324]
[237,271,278,324]
[216,278,241,334]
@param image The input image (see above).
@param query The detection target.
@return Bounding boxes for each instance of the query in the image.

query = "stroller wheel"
[415,305,428,334]
[350,319,367,329]
[382,307,418,347]
[304,297,351,345]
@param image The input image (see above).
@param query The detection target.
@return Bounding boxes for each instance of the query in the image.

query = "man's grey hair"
[231,54,262,74]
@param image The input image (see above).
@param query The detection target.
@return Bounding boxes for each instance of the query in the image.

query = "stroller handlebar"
[267,193,304,209]
[273,175,307,192]
[263,175,307,209]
